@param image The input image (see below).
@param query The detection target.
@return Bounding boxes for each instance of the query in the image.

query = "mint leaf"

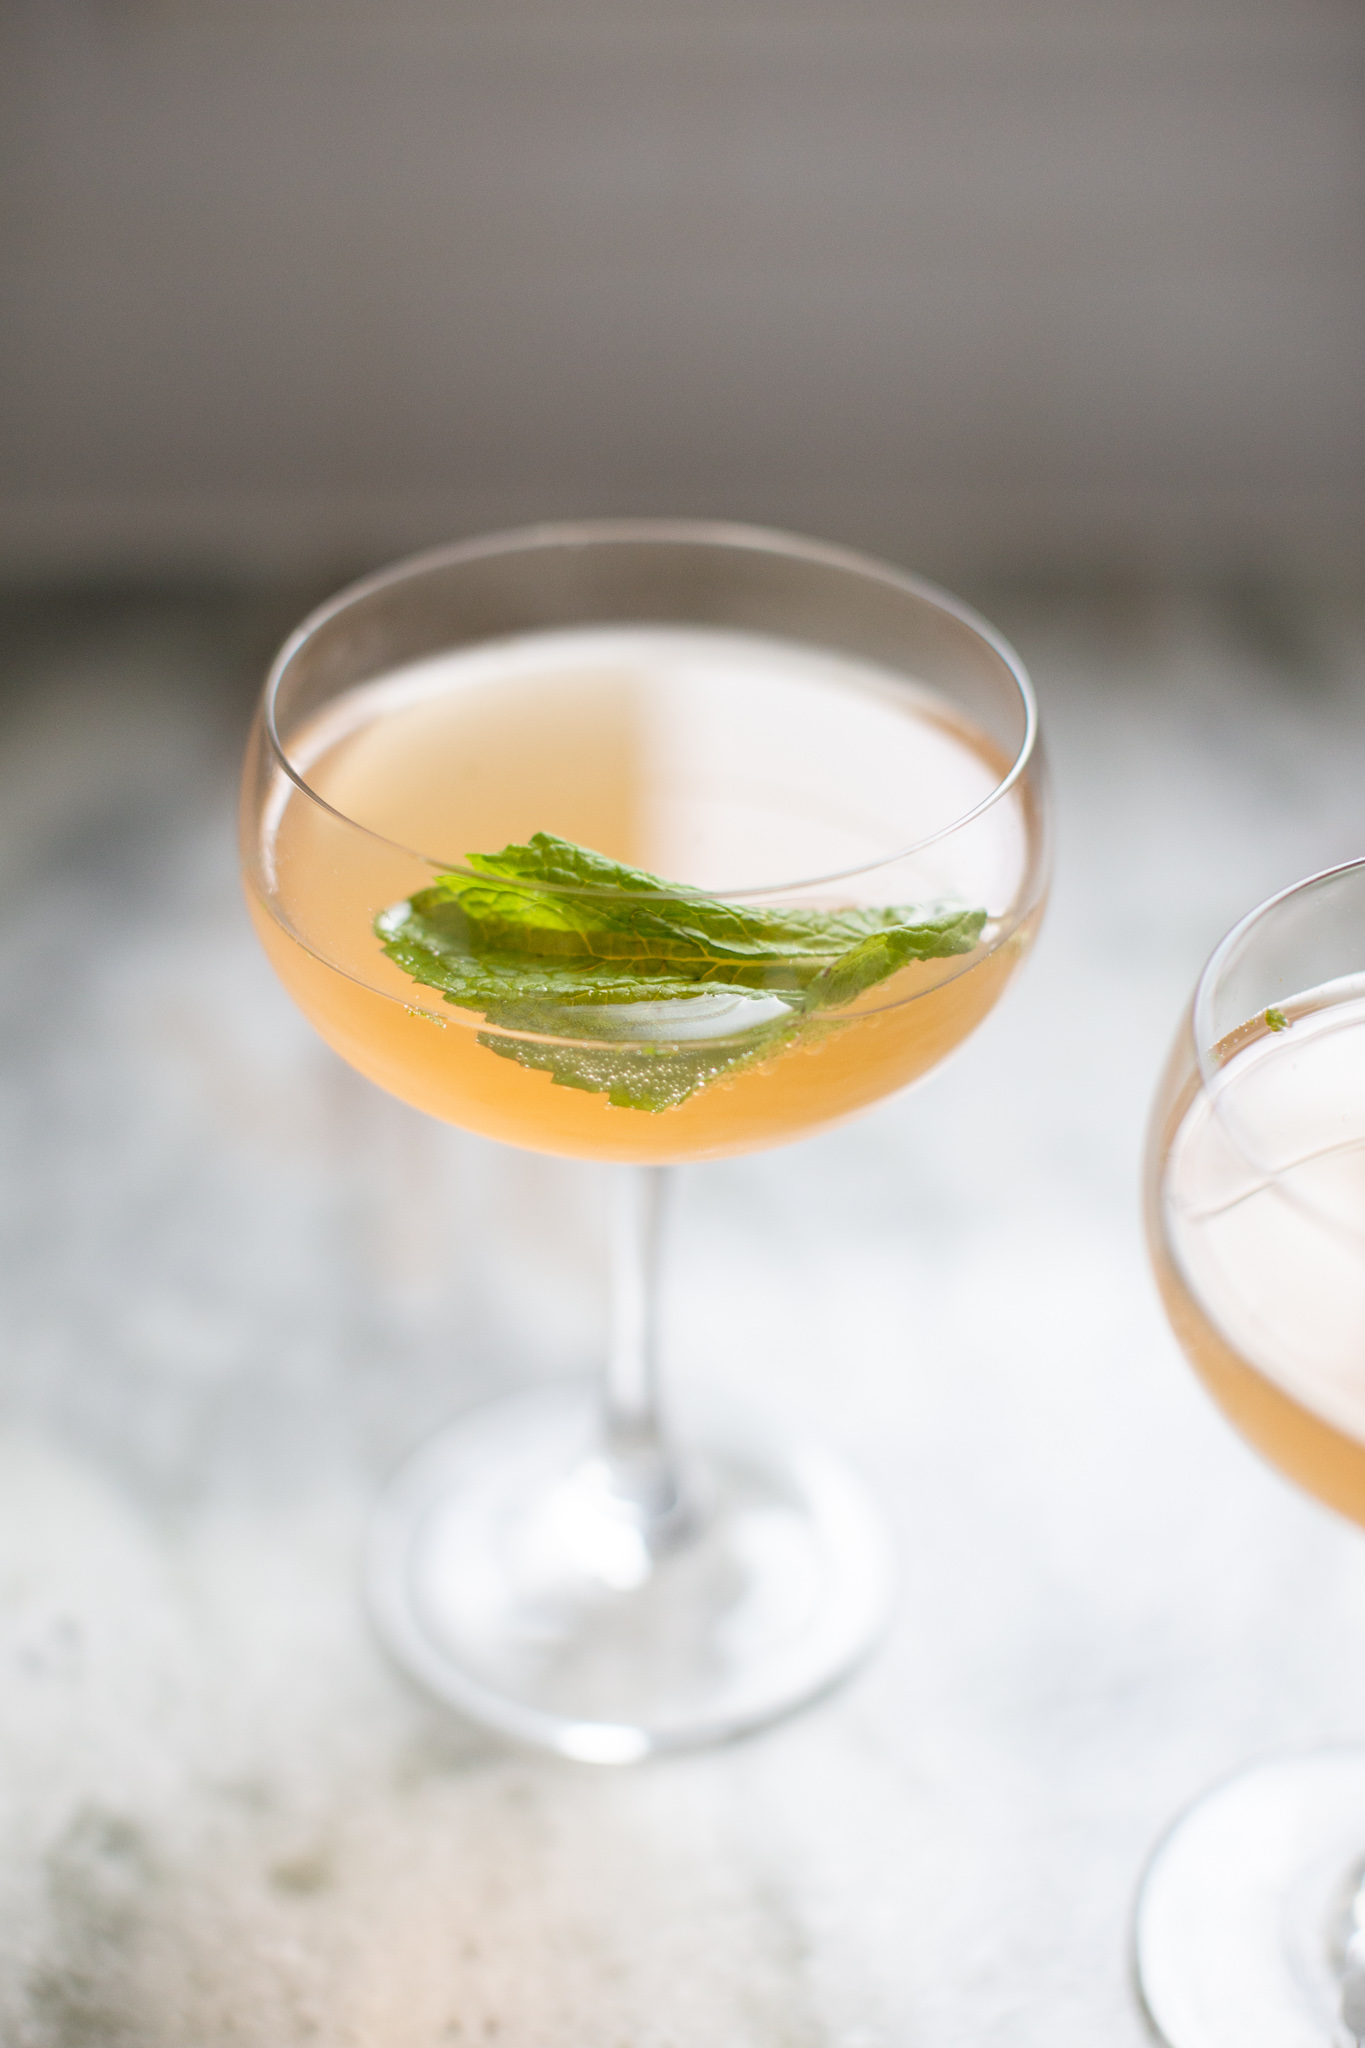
[422,833,953,988]
[378,833,986,1112]
[377,897,762,1016]
[800,908,989,1013]
[478,1022,803,1113]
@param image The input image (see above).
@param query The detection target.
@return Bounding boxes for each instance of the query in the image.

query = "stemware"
[1139,858,1365,2047]
[240,520,1048,1759]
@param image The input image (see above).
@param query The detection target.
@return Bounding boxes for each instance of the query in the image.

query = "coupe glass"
[240,521,1047,1760]
[1138,859,1365,2047]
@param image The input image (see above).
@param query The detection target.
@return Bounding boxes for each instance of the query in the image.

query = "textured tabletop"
[2,582,1364,2046]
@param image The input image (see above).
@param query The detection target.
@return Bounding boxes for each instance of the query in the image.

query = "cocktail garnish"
[377,833,986,1111]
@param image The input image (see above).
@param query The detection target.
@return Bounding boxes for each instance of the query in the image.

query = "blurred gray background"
[4,0,1363,588]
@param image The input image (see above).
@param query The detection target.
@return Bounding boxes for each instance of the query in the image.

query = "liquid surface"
[248,626,1040,1162]
[282,627,1021,895]
[1159,984,1365,1521]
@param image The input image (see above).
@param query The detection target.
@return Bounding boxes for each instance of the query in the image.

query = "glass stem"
[1343,1873,1365,2041]
[601,1165,689,1542]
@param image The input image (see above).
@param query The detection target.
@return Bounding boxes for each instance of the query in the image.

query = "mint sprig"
[377,833,986,1111]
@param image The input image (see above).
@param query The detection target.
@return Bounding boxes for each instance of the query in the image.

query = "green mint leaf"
[423,832,958,989]
[1264,1006,1289,1032]
[378,834,986,1111]
[377,895,771,1015]
[801,907,987,1012]
[477,1017,803,1113]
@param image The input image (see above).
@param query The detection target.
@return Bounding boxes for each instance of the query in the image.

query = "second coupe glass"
[1139,859,1365,2048]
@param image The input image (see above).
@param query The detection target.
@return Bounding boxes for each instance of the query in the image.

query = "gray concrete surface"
[1,580,1364,2043]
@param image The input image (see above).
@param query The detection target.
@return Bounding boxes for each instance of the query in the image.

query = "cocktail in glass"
[241,521,1048,1759]
[1139,858,1365,2047]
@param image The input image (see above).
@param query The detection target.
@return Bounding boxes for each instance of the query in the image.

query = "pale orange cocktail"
[245,624,1040,1162]
[1151,982,1365,1528]
[240,526,1047,1759]
[1137,862,1365,2048]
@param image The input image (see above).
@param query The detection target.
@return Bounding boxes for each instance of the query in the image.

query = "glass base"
[365,1380,896,1762]
[1136,1748,1365,2048]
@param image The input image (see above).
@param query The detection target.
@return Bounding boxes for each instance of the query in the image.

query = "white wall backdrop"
[3,0,1363,581]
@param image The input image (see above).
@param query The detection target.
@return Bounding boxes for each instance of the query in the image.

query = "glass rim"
[261,517,1041,901]
[1193,856,1365,1087]
[1181,856,1365,1262]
